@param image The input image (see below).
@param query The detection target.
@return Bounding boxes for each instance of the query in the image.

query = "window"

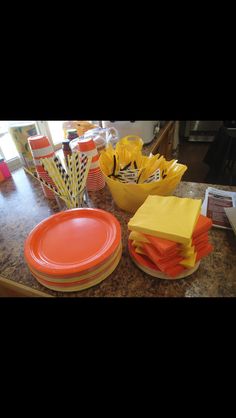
[0,124,20,160]
[47,121,66,146]
[0,121,37,170]
[39,121,99,147]
[46,121,100,144]
[36,121,74,149]
[0,121,99,171]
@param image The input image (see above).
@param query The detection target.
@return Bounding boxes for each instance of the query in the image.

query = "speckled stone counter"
[1,153,236,297]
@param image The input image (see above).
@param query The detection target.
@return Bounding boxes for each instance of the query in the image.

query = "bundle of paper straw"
[24,151,92,209]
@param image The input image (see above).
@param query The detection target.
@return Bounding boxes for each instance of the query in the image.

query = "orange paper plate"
[28,240,122,279]
[32,248,122,292]
[29,242,122,283]
[25,208,121,276]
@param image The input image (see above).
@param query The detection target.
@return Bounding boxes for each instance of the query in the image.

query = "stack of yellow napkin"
[128,195,213,278]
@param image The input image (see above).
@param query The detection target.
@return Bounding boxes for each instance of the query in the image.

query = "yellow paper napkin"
[128,195,202,245]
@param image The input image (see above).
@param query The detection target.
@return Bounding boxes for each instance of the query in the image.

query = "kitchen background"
[0,121,235,185]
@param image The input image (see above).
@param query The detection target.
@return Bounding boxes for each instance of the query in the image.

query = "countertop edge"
[0,275,54,297]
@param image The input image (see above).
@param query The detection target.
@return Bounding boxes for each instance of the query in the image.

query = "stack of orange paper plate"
[24,208,122,292]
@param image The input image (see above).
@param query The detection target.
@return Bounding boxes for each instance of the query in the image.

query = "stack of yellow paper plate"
[24,208,122,292]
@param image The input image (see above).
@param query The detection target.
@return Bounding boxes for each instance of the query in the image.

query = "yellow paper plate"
[31,248,122,292]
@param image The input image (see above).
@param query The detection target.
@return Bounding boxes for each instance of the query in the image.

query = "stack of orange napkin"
[128,195,213,278]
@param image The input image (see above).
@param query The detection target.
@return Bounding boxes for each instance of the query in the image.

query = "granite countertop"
[1,143,236,297]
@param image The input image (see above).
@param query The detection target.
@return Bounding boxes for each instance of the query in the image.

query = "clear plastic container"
[69,127,119,154]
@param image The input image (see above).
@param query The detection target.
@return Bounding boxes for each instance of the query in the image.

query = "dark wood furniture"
[151,121,176,159]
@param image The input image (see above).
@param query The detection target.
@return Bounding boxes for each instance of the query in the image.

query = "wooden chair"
[222,127,236,185]
[151,121,176,159]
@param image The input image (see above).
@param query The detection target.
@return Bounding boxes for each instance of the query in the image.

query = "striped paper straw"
[23,167,69,206]
[42,157,73,208]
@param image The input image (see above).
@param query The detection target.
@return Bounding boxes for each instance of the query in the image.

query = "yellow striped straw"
[43,158,73,208]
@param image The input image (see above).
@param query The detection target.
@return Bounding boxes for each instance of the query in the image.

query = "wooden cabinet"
[151,121,176,159]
